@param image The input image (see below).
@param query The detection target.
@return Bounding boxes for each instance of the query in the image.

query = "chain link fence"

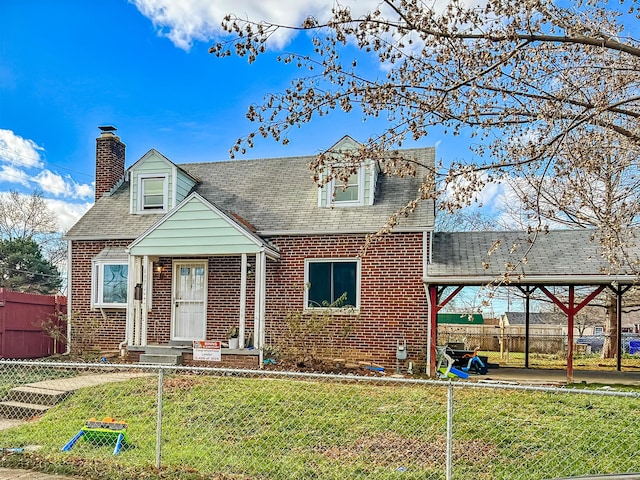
[1,359,640,479]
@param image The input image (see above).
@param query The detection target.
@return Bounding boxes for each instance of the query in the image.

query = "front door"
[172,261,207,341]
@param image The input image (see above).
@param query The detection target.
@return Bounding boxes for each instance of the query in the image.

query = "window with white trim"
[305,259,360,309]
[329,167,364,206]
[92,261,128,308]
[593,326,604,335]
[137,174,168,212]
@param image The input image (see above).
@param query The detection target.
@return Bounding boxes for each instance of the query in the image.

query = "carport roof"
[426,230,640,286]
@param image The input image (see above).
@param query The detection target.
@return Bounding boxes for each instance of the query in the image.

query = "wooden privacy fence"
[438,323,566,354]
[0,288,66,359]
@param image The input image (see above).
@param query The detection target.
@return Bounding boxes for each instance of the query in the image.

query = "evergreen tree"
[0,238,62,294]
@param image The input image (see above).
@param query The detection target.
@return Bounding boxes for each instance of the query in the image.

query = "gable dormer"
[129,149,198,214]
[317,136,380,208]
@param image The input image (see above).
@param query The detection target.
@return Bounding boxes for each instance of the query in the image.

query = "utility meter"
[396,339,407,360]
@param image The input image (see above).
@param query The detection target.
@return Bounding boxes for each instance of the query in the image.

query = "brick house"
[64,127,435,369]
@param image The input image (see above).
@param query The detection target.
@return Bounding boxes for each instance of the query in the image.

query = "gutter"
[258,227,431,236]
[422,274,639,286]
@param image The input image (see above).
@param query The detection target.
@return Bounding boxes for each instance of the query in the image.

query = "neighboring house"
[64,127,435,369]
[437,313,484,325]
[501,311,638,337]
[501,312,567,329]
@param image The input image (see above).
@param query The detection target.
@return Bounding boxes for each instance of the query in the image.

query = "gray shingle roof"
[65,181,158,239]
[65,146,435,240]
[503,312,567,326]
[428,230,640,284]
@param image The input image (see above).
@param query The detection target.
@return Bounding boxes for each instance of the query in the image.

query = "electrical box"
[396,339,407,360]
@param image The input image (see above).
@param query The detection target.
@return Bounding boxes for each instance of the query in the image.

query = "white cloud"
[73,183,94,199]
[131,0,489,52]
[0,164,30,186]
[46,199,93,232]
[34,170,71,197]
[0,129,44,168]
[131,0,359,50]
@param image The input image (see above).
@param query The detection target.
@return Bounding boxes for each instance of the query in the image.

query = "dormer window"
[138,174,168,213]
[333,172,360,203]
[329,166,365,207]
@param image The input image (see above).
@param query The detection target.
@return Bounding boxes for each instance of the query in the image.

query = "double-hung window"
[333,173,360,203]
[92,261,128,308]
[305,259,360,309]
[330,167,364,206]
[138,174,168,212]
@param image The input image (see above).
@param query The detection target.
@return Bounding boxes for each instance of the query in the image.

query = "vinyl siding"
[129,196,261,256]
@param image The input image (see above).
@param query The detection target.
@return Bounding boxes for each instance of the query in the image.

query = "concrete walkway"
[479,367,640,387]
[0,372,149,479]
[0,372,149,431]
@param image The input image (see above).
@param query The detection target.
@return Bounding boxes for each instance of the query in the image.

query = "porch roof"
[426,230,640,286]
[128,193,280,259]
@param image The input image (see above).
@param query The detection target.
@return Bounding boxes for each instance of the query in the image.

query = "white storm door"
[172,261,207,341]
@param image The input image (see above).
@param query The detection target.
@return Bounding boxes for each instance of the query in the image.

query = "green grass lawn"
[1,374,640,479]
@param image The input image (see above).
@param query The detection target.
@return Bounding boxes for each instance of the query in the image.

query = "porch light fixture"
[155,265,164,278]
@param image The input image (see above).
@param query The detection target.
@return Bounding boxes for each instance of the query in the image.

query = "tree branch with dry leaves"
[210,0,640,271]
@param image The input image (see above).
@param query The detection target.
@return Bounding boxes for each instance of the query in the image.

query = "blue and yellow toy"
[62,417,129,455]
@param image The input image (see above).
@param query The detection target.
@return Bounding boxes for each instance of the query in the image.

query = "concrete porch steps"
[6,386,70,405]
[138,345,189,365]
[0,385,70,420]
[0,400,51,419]
[138,353,183,365]
[0,372,152,421]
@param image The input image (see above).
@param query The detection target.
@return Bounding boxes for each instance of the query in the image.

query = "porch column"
[254,252,262,350]
[239,254,247,348]
[128,255,141,346]
[141,255,150,347]
[567,286,575,383]
[254,250,267,366]
[259,251,267,350]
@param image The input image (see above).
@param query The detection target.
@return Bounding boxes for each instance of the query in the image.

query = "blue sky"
[0,0,495,233]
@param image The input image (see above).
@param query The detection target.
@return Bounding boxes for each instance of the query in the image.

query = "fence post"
[446,382,454,480]
[155,367,164,470]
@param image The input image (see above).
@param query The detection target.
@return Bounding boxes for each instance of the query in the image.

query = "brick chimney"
[95,126,125,202]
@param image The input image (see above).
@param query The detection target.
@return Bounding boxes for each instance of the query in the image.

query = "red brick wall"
[71,232,427,369]
[95,133,125,202]
[69,240,130,353]
[266,233,427,369]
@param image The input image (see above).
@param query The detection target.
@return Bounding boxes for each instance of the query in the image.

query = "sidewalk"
[0,468,80,480]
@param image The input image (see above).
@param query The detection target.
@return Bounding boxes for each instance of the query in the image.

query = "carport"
[424,230,639,382]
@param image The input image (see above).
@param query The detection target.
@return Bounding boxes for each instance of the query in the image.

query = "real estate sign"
[192,340,221,361]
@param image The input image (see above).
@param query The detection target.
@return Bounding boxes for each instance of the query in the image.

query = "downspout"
[64,240,72,355]
[423,231,432,374]
[425,283,432,374]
